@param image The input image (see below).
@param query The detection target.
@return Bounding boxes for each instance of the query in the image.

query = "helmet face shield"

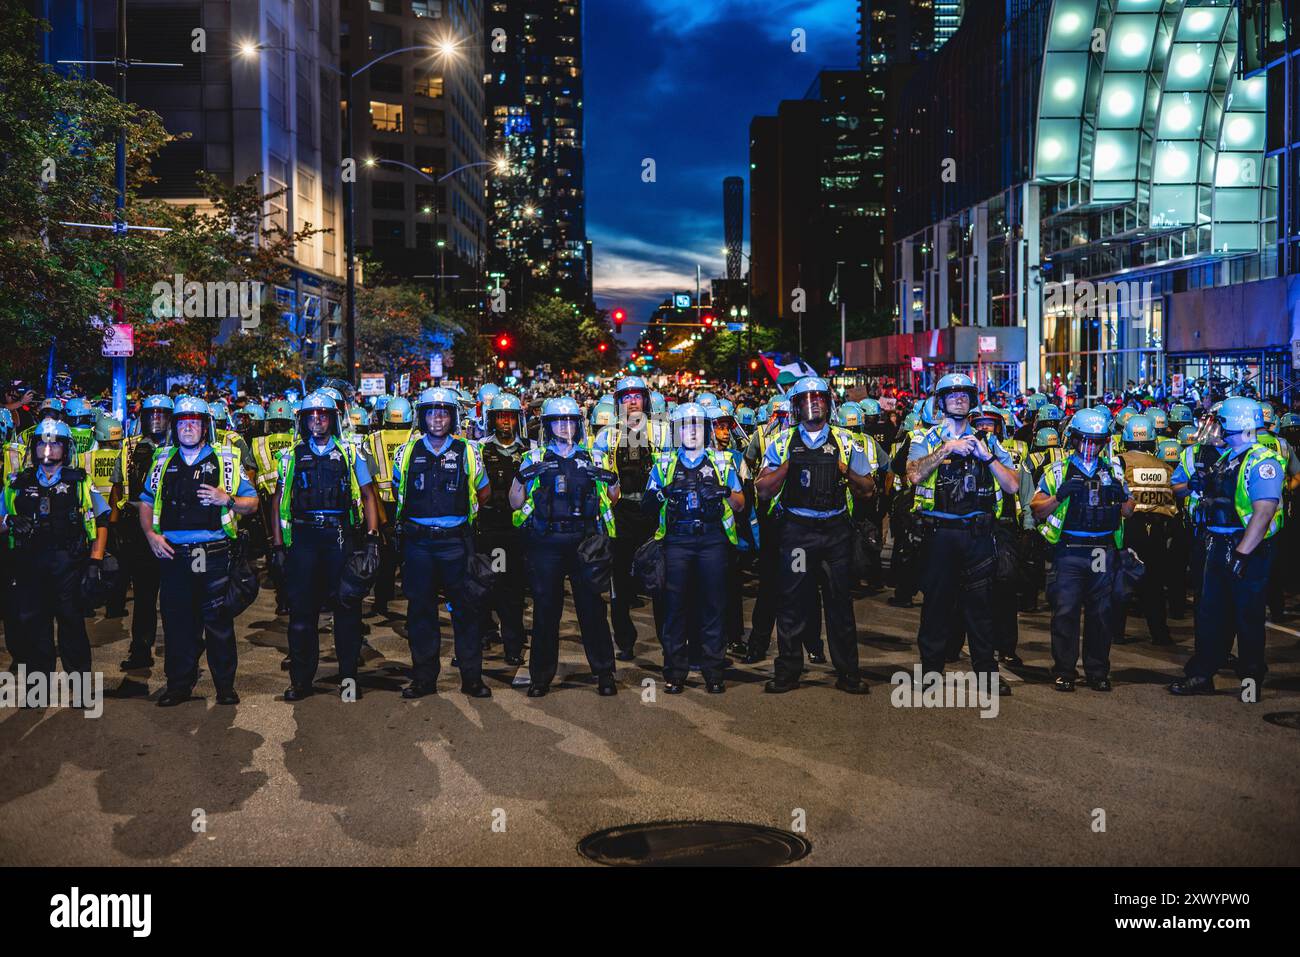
[793,390,830,425]
[421,404,456,437]
[144,409,171,438]
[673,415,708,450]
[1193,415,1224,448]
[543,414,583,445]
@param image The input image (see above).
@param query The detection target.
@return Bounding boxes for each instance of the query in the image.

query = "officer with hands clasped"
[138,397,260,707]
[508,396,621,698]
[644,402,745,694]
[271,392,379,701]
[1031,408,1135,692]
[391,387,491,699]
[755,376,876,695]
[906,373,1019,695]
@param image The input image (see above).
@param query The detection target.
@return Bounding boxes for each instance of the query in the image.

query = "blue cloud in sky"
[584,0,860,325]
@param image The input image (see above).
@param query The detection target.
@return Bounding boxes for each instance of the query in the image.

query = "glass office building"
[870,0,1298,404]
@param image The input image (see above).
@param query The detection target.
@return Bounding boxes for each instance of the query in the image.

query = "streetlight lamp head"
[364,157,376,167]
[239,41,260,57]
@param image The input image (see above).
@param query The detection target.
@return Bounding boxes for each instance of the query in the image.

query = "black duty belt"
[292,513,347,528]
[1058,534,1115,547]
[918,512,992,530]
[783,510,849,528]
[174,539,230,556]
[666,520,715,536]
[536,519,597,535]
[402,520,469,540]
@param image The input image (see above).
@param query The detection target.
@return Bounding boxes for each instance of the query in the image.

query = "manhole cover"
[578,820,810,867]
[1263,711,1300,730]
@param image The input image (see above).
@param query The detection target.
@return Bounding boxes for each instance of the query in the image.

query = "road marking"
[1267,622,1300,638]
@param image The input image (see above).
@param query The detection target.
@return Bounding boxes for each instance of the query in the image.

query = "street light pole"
[362,157,504,313]
[344,68,356,385]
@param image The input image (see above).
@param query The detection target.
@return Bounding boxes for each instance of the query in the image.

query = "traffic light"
[597,342,608,354]
[749,359,759,372]
[496,333,511,351]
[701,313,715,328]
[613,308,626,331]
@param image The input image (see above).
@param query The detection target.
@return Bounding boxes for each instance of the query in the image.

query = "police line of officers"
[1,373,1296,705]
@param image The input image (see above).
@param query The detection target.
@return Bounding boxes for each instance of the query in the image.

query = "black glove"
[84,557,102,583]
[699,481,728,501]
[587,466,620,486]
[1188,472,1206,496]
[268,544,287,582]
[518,459,559,483]
[1054,474,1087,502]
[6,515,35,540]
[364,537,380,568]
[1225,548,1250,580]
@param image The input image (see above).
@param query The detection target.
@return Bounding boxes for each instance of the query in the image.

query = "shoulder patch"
[1258,461,1278,481]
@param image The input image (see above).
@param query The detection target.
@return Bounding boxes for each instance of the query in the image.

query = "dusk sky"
[584,0,860,326]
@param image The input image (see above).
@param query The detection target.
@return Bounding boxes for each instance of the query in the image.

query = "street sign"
[978,335,998,354]
[430,353,444,379]
[726,322,745,332]
[1292,338,1300,370]
[398,373,410,394]
[359,375,386,396]
[1171,373,1185,397]
[674,294,692,309]
[910,356,924,371]
[102,324,134,357]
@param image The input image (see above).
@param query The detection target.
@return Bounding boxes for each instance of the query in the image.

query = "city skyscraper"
[485,0,590,307]
[723,176,744,281]
[343,0,487,308]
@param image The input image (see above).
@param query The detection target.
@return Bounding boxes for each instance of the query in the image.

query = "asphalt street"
[2,581,1299,867]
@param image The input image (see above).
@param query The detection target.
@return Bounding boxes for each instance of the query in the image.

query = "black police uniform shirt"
[285,436,372,516]
[906,420,1014,520]
[2,464,110,543]
[1036,453,1131,539]
[140,443,256,544]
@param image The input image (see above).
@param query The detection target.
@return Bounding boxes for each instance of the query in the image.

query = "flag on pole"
[759,352,817,387]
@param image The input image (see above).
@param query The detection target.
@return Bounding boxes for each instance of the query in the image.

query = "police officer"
[86,415,128,617]
[271,392,379,700]
[756,377,875,694]
[0,418,110,676]
[476,392,531,666]
[593,376,669,660]
[645,403,744,693]
[391,387,491,698]
[1116,414,1176,645]
[366,396,413,617]
[118,394,173,669]
[509,396,620,697]
[1170,399,1285,699]
[139,396,260,706]
[1031,409,1134,692]
[906,375,1019,692]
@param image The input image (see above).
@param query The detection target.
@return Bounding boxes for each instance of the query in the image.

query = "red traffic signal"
[597,342,608,353]
[496,334,511,351]
[612,308,626,331]
[749,359,759,371]
[702,313,715,328]
[643,342,654,354]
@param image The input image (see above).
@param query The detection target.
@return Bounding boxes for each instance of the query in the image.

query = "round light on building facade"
[1165,103,1193,132]
[1160,147,1190,178]
[1041,138,1064,162]
[1107,89,1136,119]
[1053,77,1078,100]
[1120,31,1147,57]
[1176,52,1203,78]
[1226,117,1254,145]
[1094,142,1121,173]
